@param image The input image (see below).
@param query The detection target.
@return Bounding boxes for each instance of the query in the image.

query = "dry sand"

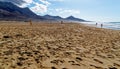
[0,21,120,69]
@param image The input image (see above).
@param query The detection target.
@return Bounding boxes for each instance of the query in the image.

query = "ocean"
[81,22,120,30]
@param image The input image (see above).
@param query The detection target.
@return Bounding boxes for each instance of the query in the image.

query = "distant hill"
[65,16,85,22]
[0,1,44,21]
[0,1,86,22]
[43,15,64,21]
[43,15,86,22]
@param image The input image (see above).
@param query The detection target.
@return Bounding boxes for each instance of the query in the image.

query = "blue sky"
[47,0,120,22]
[2,0,120,22]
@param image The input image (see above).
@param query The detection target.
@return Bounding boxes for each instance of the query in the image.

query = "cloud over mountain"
[0,0,50,14]
[30,2,48,14]
[0,0,26,5]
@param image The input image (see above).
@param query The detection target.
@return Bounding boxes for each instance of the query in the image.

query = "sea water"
[81,22,120,30]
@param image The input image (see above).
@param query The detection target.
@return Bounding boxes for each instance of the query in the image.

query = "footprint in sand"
[93,58,103,64]
[50,59,65,65]
[51,66,57,69]
[109,67,117,69]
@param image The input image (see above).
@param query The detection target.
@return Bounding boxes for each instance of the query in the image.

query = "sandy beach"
[0,21,120,69]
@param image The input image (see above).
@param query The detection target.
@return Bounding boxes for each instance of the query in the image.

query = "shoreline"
[80,22,120,30]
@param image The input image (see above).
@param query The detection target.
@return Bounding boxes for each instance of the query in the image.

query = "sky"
[1,0,120,22]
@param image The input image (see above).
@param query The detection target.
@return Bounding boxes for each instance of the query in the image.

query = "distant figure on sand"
[61,21,63,24]
[96,23,98,26]
[29,20,32,25]
[101,24,103,28]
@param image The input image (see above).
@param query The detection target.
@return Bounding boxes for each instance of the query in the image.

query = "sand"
[0,21,120,69]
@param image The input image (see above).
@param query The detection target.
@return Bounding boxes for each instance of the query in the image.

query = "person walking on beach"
[61,21,63,24]
[101,24,103,28]
[96,23,97,25]
[29,20,32,26]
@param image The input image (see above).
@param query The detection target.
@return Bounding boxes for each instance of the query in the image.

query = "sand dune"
[0,21,120,69]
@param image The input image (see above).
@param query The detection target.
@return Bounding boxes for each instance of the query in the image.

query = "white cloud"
[24,0,33,3]
[39,0,51,5]
[29,0,51,14]
[55,8,80,15]
[48,0,64,2]
[19,0,34,7]
[19,0,50,14]
[49,8,80,17]
[30,2,47,14]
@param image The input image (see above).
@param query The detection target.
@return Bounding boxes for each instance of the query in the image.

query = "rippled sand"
[0,21,120,69]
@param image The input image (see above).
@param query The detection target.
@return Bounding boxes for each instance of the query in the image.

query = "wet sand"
[0,21,120,69]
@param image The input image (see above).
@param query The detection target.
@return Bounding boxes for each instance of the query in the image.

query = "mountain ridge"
[0,1,45,21]
[0,1,86,22]
[65,16,85,22]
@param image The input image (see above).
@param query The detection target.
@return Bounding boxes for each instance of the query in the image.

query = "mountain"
[43,15,86,22]
[65,16,85,22]
[43,15,63,20]
[0,1,44,21]
[0,1,86,22]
